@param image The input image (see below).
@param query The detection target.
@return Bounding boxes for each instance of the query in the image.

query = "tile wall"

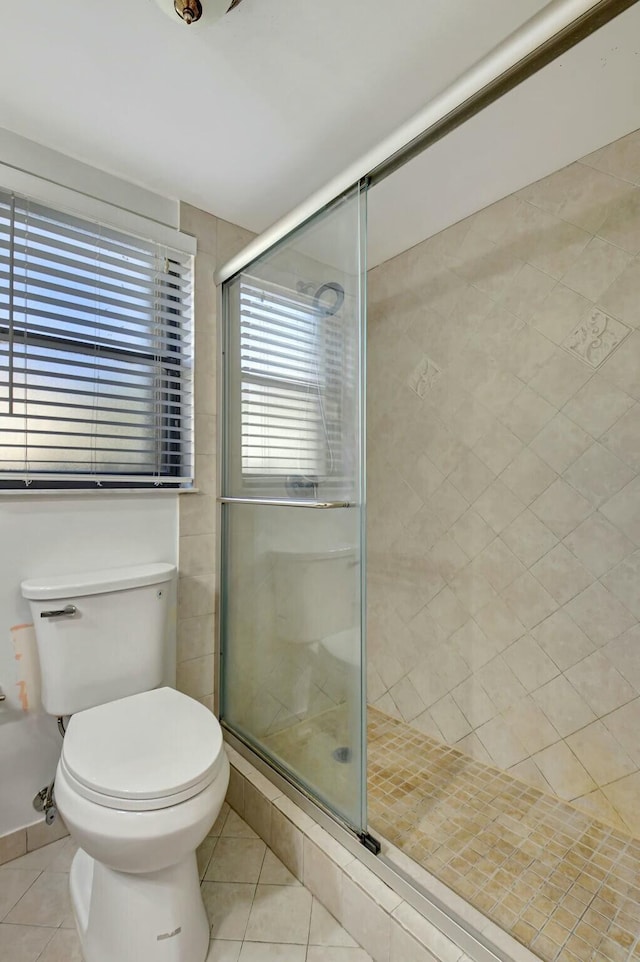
[176,207,254,711]
[366,129,640,835]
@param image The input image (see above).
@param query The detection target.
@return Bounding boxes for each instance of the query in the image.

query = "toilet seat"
[61,687,226,812]
[58,757,220,812]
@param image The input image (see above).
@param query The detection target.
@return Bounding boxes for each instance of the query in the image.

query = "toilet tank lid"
[21,562,175,600]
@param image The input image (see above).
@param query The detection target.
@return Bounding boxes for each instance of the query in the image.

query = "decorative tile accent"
[407,355,441,398]
[563,308,631,368]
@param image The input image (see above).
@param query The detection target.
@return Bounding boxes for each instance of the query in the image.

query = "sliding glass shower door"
[219,184,367,833]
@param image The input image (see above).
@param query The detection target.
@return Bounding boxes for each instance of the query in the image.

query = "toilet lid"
[61,687,225,807]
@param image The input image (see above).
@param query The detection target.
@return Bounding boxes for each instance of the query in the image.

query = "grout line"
[27,923,59,962]
[0,866,45,923]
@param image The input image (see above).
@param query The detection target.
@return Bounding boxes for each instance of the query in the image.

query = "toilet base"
[70,847,210,962]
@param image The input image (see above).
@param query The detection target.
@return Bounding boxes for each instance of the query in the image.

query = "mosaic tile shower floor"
[266,706,640,962]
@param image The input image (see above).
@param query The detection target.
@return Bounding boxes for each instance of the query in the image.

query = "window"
[0,189,193,488]
[238,277,350,487]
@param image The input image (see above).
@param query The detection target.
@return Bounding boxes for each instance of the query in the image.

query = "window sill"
[0,487,200,500]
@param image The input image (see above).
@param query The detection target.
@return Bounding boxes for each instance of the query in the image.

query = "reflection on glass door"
[220,184,367,832]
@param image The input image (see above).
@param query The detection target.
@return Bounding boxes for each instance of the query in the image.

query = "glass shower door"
[219,184,367,833]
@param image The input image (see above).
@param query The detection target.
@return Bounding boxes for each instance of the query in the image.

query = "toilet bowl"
[54,686,229,962]
[321,626,360,669]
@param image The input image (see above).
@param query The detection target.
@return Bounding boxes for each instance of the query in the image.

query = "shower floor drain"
[332,746,352,763]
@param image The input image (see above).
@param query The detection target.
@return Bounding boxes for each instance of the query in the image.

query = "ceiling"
[0,1,638,268]
[368,2,640,266]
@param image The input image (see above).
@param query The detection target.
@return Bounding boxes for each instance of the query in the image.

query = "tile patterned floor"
[368,707,640,962]
[0,806,372,962]
[266,704,640,962]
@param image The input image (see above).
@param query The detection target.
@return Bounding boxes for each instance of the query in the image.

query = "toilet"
[21,563,229,962]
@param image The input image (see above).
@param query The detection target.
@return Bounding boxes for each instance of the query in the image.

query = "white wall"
[0,494,178,835]
[0,127,178,229]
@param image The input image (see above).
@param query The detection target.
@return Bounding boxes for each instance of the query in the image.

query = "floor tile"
[4,699,639,962]
[0,810,363,962]
[222,811,259,839]
[202,882,256,941]
[198,837,218,879]
[209,803,230,837]
[0,922,55,962]
[244,884,312,944]
[206,940,243,962]
[205,838,266,884]
[46,839,78,874]
[4,871,72,927]
[0,868,41,920]
[309,899,358,948]
[258,850,300,886]
[307,948,373,962]
[238,943,306,962]
[36,926,83,961]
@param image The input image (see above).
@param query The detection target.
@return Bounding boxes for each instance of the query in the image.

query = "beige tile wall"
[176,206,254,711]
[366,128,640,836]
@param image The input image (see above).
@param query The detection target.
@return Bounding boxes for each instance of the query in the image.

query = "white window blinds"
[239,277,349,483]
[0,189,194,487]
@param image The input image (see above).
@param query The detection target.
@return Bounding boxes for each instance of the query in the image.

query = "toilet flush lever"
[40,605,77,619]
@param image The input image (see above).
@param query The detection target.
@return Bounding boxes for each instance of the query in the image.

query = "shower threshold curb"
[223,736,541,962]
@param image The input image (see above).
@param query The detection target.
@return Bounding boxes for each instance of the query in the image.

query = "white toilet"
[21,563,229,962]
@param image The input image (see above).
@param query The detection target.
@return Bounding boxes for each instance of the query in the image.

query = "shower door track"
[216,0,640,286]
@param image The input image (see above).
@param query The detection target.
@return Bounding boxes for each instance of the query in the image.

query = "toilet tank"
[271,547,358,644]
[21,563,175,716]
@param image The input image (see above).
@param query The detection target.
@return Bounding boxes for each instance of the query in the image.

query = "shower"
[216,5,640,962]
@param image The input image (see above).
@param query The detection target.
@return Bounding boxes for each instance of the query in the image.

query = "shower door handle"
[218,497,353,509]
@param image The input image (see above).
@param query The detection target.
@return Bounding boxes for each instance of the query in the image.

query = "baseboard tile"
[0,816,69,866]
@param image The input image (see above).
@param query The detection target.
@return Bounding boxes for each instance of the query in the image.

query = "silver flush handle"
[40,605,77,619]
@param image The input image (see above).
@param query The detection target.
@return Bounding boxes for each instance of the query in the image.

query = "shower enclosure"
[219,184,368,833]
[363,122,640,962]
[218,6,640,962]
[221,135,640,962]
